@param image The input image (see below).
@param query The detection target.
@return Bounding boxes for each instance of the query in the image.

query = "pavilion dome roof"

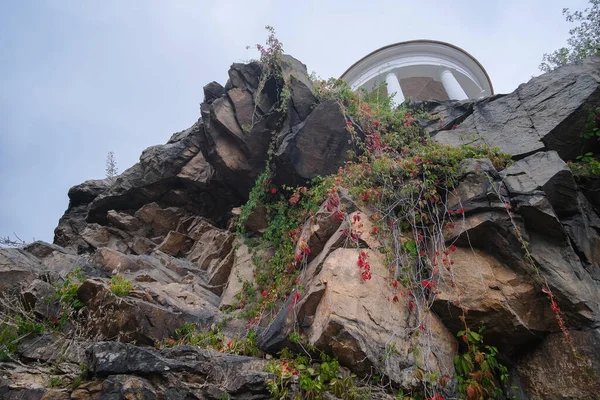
[340,40,493,101]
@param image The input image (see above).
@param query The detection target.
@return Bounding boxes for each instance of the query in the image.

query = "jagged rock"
[413,98,477,134]
[435,56,600,160]
[220,242,256,310]
[94,247,141,274]
[18,334,87,365]
[502,151,579,217]
[134,202,185,236]
[32,54,600,399]
[516,329,600,399]
[21,279,58,319]
[445,210,600,329]
[106,210,142,232]
[287,74,317,126]
[432,247,554,350]
[94,375,158,400]
[24,241,75,259]
[53,179,111,250]
[91,245,224,325]
[561,193,600,280]
[80,121,237,233]
[293,189,359,264]
[176,215,218,240]
[0,248,44,292]
[80,223,130,253]
[129,236,155,255]
[227,62,262,92]
[577,175,600,213]
[446,158,504,212]
[203,81,226,103]
[155,231,193,257]
[307,249,456,391]
[87,341,272,398]
[176,148,214,183]
[261,248,457,393]
[242,205,269,233]
[275,100,359,186]
[77,279,186,345]
[186,225,235,272]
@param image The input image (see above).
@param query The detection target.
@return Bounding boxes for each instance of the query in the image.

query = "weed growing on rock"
[160,322,261,357]
[246,25,288,129]
[54,268,86,308]
[266,349,368,400]
[109,274,133,297]
[453,327,509,399]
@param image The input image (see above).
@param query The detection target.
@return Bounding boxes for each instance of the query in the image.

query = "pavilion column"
[440,69,468,100]
[385,72,405,107]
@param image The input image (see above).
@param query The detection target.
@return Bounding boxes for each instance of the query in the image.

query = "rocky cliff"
[1,54,600,400]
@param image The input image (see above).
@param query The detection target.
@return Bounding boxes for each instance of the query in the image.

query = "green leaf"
[469,331,481,342]
[403,240,417,255]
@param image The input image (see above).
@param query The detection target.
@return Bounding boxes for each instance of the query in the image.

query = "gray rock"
[203,81,226,103]
[53,179,111,250]
[106,210,142,232]
[77,279,187,345]
[516,329,600,399]
[0,248,43,292]
[21,279,58,320]
[434,56,600,160]
[87,342,272,397]
[274,100,359,186]
[502,151,579,217]
[413,98,477,134]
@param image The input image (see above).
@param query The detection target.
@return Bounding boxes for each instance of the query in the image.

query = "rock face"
[2,55,600,399]
[433,56,600,160]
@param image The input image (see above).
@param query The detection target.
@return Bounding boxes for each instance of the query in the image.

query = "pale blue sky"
[0,0,588,242]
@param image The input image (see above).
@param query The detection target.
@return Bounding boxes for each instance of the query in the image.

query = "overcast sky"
[0,0,589,243]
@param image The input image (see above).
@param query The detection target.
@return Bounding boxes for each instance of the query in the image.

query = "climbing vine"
[233,27,599,400]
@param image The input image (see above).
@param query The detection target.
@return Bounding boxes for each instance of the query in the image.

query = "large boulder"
[516,329,600,399]
[0,248,44,292]
[53,178,111,250]
[274,100,359,186]
[87,341,273,399]
[77,279,186,345]
[434,56,600,160]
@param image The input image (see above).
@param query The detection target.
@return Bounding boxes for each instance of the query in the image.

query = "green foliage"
[0,325,18,361]
[540,0,600,72]
[246,25,287,130]
[16,315,45,336]
[54,268,86,308]
[0,315,45,362]
[237,27,517,400]
[165,323,260,357]
[49,376,66,388]
[238,172,334,322]
[569,158,600,176]
[581,107,600,139]
[266,351,367,400]
[567,108,600,177]
[109,274,133,297]
[288,331,301,344]
[453,328,510,400]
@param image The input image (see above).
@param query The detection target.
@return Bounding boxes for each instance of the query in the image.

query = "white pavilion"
[340,40,493,106]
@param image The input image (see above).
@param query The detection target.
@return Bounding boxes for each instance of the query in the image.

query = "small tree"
[105,151,118,182]
[540,0,600,72]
